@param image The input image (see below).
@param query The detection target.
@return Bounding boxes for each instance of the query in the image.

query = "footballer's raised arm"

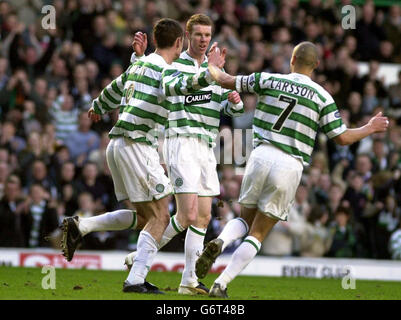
[208,64,236,90]
[333,112,389,146]
[130,31,148,63]
[91,70,127,117]
[208,64,263,95]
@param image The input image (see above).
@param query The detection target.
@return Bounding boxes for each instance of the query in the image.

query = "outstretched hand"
[207,42,226,69]
[88,107,101,123]
[132,31,148,57]
[368,112,389,133]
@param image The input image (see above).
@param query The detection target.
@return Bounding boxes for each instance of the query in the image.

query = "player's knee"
[198,213,211,226]
[178,208,198,227]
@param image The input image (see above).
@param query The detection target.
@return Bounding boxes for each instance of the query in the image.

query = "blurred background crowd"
[0,0,401,260]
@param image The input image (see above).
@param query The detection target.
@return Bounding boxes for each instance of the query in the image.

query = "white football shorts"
[239,143,303,221]
[163,136,220,196]
[106,136,173,202]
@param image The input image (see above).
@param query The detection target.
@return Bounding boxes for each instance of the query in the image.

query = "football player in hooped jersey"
[60,18,225,295]
[126,14,244,295]
[195,41,390,298]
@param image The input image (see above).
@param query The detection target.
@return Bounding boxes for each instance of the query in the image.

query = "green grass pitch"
[0,266,400,300]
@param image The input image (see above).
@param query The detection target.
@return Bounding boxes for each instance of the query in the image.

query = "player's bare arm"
[334,111,389,146]
[207,63,236,90]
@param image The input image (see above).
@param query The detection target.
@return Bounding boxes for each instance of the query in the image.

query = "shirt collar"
[182,50,208,65]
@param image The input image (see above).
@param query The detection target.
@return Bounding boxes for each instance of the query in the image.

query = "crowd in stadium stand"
[0,0,400,260]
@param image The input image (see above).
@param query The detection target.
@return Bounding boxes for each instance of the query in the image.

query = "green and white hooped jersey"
[92,53,214,148]
[235,72,347,165]
[164,51,244,147]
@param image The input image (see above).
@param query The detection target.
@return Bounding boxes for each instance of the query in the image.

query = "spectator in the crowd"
[327,182,346,220]
[371,138,388,173]
[0,175,26,247]
[326,206,358,258]
[0,161,10,199]
[44,54,69,88]
[57,161,78,194]
[305,166,322,205]
[48,143,71,180]
[50,94,79,142]
[378,40,394,63]
[21,184,59,248]
[261,220,294,257]
[382,5,401,62]
[0,57,9,93]
[56,161,80,216]
[343,172,368,222]
[65,112,100,165]
[25,159,57,200]
[373,195,401,259]
[76,161,111,212]
[0,147,16,173]
[88,131,110,174]
[347,91,364,126]
[360,60,388,99]
[287,181,311,255]
[71,77,92,111]
[0,121,26,154]
[355,2,386,61]
[388,70,401,118]
[85,59,100,90]
[17,131,49,177]
[298,205,332,257]
[29,78,48,125]
[92,30,121,75]
[7,24,56,81]
[355,153,373,182]
[362,81,380,115]
[21,100,41,134]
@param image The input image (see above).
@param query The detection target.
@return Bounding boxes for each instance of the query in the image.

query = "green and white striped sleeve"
[235,72,264,94]
[92,68,129,115]
[319,96,347,139]
[162,68,214,97]
[130,52,145,64]
[221,88,244,117]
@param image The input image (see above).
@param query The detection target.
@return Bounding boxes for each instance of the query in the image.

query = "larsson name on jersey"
[184,91,212,105]
[268,78,316,100]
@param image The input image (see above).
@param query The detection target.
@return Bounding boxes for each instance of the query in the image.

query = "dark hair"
[153,18,183,49]
[307,205,328,224]
[335,206,352,217]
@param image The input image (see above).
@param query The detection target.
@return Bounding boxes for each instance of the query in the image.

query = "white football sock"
[218,218,249,251]
[126,231,159,285]
[159,214,185,248]
[214,236,261,289]
[78,209,137,236]
[181,225,207,287]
